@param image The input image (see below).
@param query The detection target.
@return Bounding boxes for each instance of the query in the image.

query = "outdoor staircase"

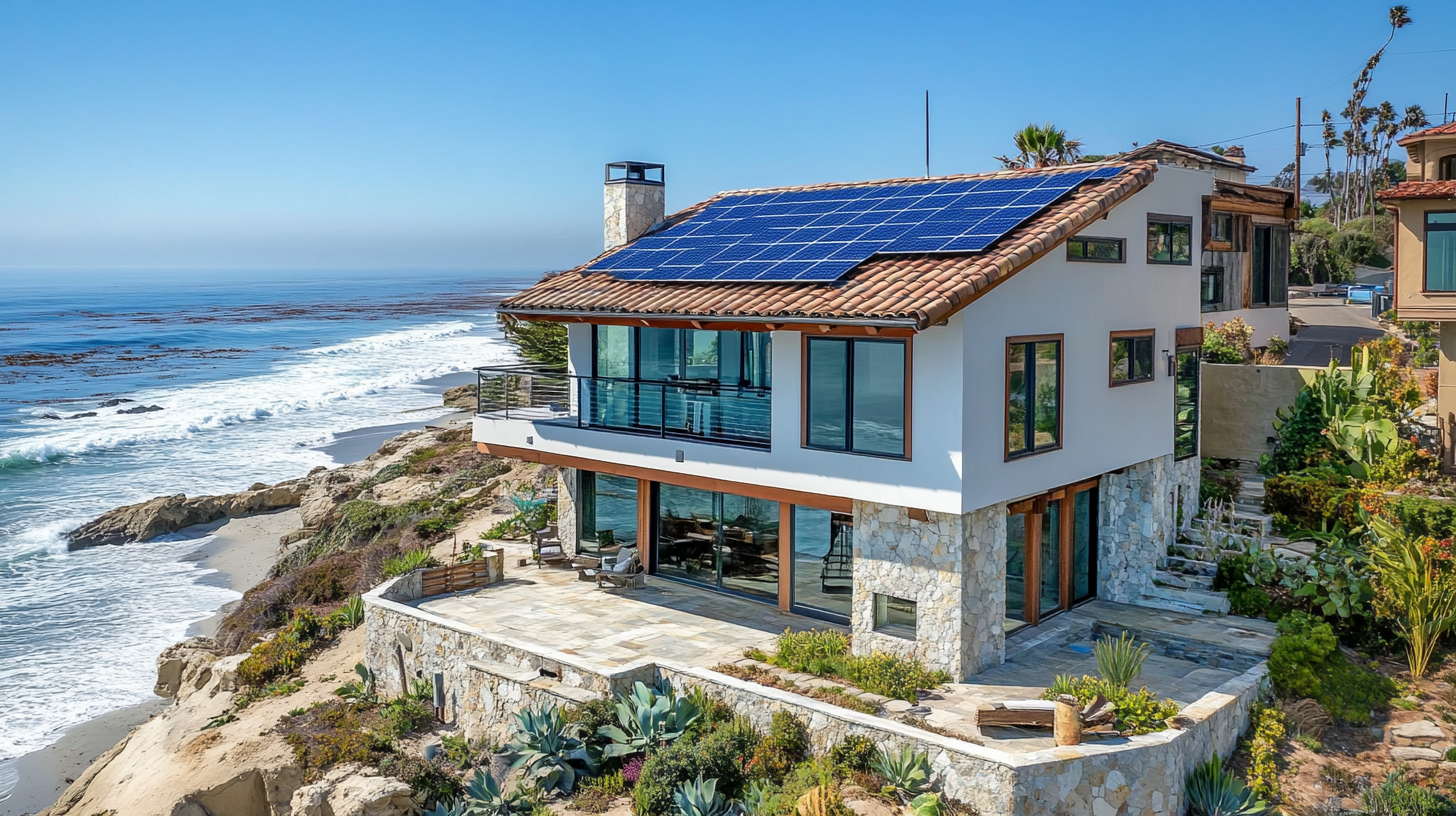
[1146,460,1283,616]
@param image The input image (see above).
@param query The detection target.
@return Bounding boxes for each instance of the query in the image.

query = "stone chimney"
[1223,145,1246,164]
[604,161,665,251]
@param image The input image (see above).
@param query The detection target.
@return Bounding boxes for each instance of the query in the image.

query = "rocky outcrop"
[442,383,477,410]
[117,404,165,414]
[155,637,220,698]
[291,766,414,816]
[67,483,305,550]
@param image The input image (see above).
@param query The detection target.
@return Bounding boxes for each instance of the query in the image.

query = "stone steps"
[1142,571,1231,616]
[1159,555,1217,581]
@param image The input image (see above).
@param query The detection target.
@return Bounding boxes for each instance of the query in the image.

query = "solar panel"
[592,165,1122,282]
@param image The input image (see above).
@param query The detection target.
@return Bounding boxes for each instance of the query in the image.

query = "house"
[474,158,1213,679]
[1123,141,1295,347]
[1378,121,1456,467]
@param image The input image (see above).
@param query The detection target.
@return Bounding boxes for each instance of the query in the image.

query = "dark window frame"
[1005,334,1064,461]
[1174,344,1200,460]
[1209,211,1234,246]
[1200,266,1224,312]
[591,325,772,386]
[1147,214,1194,266]
[872,593,917,639]
[1424,210,1456,293]
[1065,235,1126,263]
[1440,155,1456,182]
[1109,330,1156,387]
[800,335,912,460]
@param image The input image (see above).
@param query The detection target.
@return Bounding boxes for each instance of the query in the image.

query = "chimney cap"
[1223,145,1246,163]
[606,161,665,186]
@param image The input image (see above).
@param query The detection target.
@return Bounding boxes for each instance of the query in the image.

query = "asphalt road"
[1284,293,1386,366]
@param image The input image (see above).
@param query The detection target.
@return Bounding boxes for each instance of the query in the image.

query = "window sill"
[1006,445,1062,462]
[1109,377,1155,387]
[1147,260,1194,266]
[801,444,909,462]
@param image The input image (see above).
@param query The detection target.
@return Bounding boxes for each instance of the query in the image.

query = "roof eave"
[500,306,924,332]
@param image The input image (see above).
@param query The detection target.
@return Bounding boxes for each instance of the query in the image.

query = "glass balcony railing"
[475,365,771,450]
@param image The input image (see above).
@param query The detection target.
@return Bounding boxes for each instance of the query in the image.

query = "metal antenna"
[924,90,931,178]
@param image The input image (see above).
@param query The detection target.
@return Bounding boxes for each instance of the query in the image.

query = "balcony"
[475,365,772,450]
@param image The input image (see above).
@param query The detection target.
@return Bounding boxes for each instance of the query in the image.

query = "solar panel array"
[589,165,1124,283]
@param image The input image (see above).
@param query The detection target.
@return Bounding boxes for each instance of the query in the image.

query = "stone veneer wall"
[556,468,579,555]
[852,501,1007,679]
[1098,455,1180,605]
[1172,455,1201,532]
[603,183,665,250]
[364,576,1264,816]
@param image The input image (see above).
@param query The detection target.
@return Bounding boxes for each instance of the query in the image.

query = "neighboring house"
[1379,121,1456,467]
[474,158,1212,679]
[1123,141,1294,347]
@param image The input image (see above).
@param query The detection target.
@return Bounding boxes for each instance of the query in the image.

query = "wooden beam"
[637,478,654,574]
[478,443,854,513]
[1211,199,1289,218]
[778,502,793,611]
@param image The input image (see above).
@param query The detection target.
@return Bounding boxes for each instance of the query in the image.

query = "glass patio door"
[655,484,779,603]
[1005,480,1098,630]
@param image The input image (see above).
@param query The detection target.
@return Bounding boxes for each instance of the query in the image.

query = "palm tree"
[994,122,1084,169]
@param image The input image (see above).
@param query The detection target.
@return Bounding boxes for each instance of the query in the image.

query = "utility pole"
[1294,96,1302,214]
[924,90,930,178]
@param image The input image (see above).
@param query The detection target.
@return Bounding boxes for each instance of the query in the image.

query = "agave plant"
[505,705,596,794]
[1185,755,1270,816]
[1093,631,1152,688]
[424,800,469,816]
[872,746,931,800]
[738,780,773,816]
[673,776,740,816]
[337,595,365,628]
[462,769,529,816]
[909,793,944,816]
[598,680,701,758]
[335,662,377,704]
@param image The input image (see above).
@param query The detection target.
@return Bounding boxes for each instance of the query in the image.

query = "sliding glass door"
[1005,481,1098,630]
[655,484,779,602]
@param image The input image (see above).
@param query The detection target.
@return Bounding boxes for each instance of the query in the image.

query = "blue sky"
[0,0,1452,271]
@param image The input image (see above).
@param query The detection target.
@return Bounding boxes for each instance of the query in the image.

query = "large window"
[1066,236,1124,263]
[1007,336,1061,459]
[1252,225,1290,306]
[1147,215,1193,265]
[1110,331,1154,386]
[1175,347,1200,460]
[655,484,779,601]
[578,472,638,555]
[591,326,772,386]
[804,338,908,458]
[1427,212,1456,292]
[791,507,853,622]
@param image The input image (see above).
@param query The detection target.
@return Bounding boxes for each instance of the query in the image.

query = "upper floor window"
[1201,267,1224,312]
[1428,212,1456,292]
[1440,155,1456,182]
[1007,336,1061,459]
[804,337,908,459]
[1147,215,1193,265]
[1210,212,1234,244]
[1252,226,1290,306]
[1066,236,1125,263]
[1110,331,1155,386]
[592,326,771,387]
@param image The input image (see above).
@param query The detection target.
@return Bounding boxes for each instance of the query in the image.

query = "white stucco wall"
[477,165,1208,514]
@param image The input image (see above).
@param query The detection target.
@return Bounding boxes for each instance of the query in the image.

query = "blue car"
[1345,284,1388,304]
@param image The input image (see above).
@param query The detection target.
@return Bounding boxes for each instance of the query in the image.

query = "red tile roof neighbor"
[1377,180,1456,201]
[1398,121,1456,145]
[503,161,1157,332]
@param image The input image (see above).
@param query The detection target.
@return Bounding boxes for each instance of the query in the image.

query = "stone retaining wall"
[1099,456,1180,605]
[363,578,1265,816]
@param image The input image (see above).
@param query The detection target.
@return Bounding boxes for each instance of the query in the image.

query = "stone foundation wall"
[557,468,579,555]
[852,501,1007,679]
[1098,455,1179,605]
[1172,455,1201,531]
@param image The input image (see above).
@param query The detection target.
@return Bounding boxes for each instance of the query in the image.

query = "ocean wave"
[303,321,476,356]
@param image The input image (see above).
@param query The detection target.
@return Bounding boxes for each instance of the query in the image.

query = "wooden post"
[1053,696,1082,746]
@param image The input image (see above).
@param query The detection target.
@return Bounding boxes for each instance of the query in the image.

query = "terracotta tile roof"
[1377,180,1456,201]
[1398,121,1456,146]
[502,161,1157,332]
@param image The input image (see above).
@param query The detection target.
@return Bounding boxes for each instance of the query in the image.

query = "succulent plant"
[871,746,931,799]
[1185,755,1270,816]
[334,662,377,704]
[909,793,944,816]
[598,680,701,758]
[505,705,597,794]
[672,776,740,816]
[738,780,774,816]
[461,769,531,816]
[424,800,469,816]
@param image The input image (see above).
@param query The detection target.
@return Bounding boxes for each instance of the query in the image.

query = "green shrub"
[1261,469,1355,531]
[1269,612,1338,698]
[829,735,877,775]
[563,697,618,736]
[1362,770,1456,816]
[237,609,326,687]
[1245,703,1286,800]
[747,711,809,785]
[769,629,850,675]
[379,695,435,738]
[682,687,737,742]
[691,717,759,798]
[383,547,440,578]
[282,700,390,775]
[376,755,463,808]
[1201,459,1242,505]
[1093,631,1151,687]
[1040,675,1179,734]
[1389,496,1456,540]
[840,652,949,703]
[358,461,409,490]
[633,739,699,816]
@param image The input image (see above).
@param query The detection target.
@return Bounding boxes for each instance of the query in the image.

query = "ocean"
[0,268,532,767]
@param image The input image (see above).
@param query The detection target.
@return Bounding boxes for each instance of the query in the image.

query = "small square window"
[1110,332,1155,386]
[1210,212,1234,244]
[874,594,917,639]
[1201,267,1224,312]
[1147,216,1193,265]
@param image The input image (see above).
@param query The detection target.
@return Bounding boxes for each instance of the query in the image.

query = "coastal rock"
[212,653,248,694]
[116,404,164,414]
[443,383,477,409]
[155,637,220,698]
[327,774,414,816]
[38,412,62,420]
[98,398,134,407]
[66,484,305,549]
[65,411,97,419]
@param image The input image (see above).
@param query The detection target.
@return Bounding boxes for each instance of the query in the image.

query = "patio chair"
[534,538,569,568]
[530,523,559,548]
[581,548,643,589]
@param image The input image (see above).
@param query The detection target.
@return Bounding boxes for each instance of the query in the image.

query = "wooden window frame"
[1065,235,1126,264]
[1424,210,1456,293]
[1006,476,1099,627]
[1108,329,1156,387]
[799,334,913,460]
[1005,333,1064,462]
[1147,213,1194,266]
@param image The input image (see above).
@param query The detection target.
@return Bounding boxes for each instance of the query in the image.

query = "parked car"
[1346,284,1388,304]
[1314,283,1352,297]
